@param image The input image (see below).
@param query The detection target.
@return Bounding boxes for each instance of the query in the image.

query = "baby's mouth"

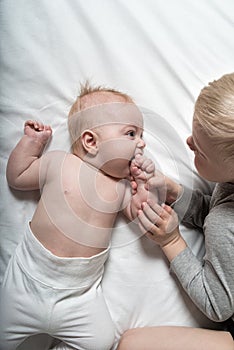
[135,150,143,156]
[129,155,135,166]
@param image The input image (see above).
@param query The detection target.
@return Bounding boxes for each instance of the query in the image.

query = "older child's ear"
[81,130,99,156]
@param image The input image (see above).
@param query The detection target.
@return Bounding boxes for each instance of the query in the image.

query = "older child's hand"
[137,201,187,261]
[24,120,52,145]
[138,201,180,246]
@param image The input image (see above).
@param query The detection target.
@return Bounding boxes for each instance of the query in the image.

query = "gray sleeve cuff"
[171,186,193,222]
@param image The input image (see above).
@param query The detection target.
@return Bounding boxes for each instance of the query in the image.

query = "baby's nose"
[137,138,146,149]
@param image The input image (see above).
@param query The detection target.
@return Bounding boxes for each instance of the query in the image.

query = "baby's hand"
[24,120,52,144]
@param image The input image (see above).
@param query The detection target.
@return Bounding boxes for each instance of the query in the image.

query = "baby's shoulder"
[45,150,79,164]
[43,151,80,177]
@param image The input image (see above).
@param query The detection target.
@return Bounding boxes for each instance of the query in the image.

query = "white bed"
[1,1,234,349]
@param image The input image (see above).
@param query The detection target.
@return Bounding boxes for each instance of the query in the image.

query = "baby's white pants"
[0,224,115,350]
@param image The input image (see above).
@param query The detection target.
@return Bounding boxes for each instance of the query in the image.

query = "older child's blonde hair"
[68,81,133,153]
[194,73,234,161]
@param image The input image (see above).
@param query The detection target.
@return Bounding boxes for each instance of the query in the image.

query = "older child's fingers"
[138,209,167,242]
[138,203,166,234]
[145,201,172,220]
[140,202,164,224]
[162,203,173,213]
[138,209,159,234]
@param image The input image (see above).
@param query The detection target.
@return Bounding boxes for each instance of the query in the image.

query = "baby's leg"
[0,255,49,350]
[130,154,158,207]
[117,326,234,350]
[51,283,115,350]
[130,154,155,183]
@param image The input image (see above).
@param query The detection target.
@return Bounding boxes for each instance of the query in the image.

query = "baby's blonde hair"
[194,73,234,161]
[68,81,133,153]
[68,81,132,116]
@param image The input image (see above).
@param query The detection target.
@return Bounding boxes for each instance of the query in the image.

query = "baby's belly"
[30,210,113,258]
[30,183,120,256]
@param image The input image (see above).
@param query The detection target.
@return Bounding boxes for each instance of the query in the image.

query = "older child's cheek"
[194,155,211,181]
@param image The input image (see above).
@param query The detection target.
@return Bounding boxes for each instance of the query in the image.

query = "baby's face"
[94,103,145,179]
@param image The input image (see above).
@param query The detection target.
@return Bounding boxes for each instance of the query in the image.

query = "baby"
[0,83,157,350]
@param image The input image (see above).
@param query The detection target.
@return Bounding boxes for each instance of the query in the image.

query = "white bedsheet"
[1,1,234,349]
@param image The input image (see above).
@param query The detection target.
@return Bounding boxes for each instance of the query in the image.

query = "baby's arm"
[6,120,52,190]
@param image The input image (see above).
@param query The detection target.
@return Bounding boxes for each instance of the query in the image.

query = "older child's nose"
[186,136,196,151]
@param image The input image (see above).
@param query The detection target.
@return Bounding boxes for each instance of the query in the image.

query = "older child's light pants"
[0,224,115,350]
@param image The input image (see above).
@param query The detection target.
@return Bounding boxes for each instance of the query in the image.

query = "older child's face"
[186,120,229,182]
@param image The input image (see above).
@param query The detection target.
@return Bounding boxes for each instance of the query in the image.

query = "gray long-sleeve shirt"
[171,182,234,323]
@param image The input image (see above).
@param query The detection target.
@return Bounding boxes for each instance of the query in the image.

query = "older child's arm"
[6,120,52,190]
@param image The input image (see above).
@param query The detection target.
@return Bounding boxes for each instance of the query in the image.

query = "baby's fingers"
[24,120,43,131]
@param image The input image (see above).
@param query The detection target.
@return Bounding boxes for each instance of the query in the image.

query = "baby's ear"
[81,129,99,156]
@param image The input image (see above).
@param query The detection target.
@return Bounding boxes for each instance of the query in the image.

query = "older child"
[0,83,156,350]
[118,73,234,349]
